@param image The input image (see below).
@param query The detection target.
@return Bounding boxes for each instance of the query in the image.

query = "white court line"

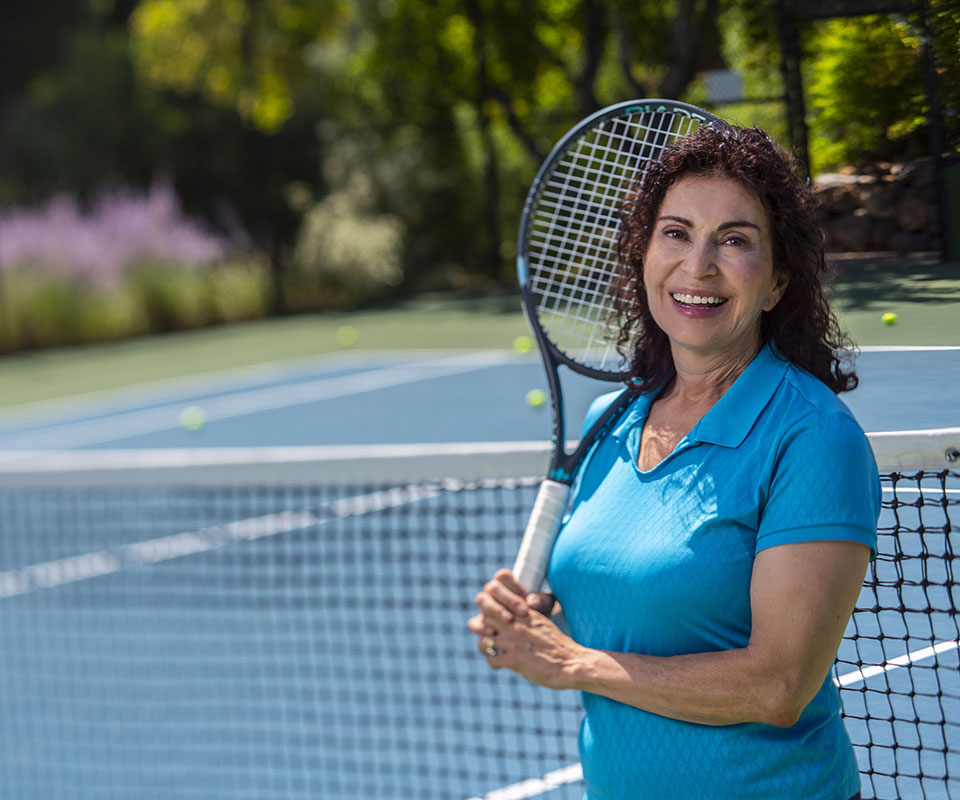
[834,640,960,686]
[0,351,513,455]
[465,764,584,800]
[857,346,960,352]
[464,641,960,800]
[0,485,440,600]
[0,349,526,433]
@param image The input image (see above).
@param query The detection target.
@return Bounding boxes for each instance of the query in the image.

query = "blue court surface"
[0,345,956,799]
[0,346,957,451]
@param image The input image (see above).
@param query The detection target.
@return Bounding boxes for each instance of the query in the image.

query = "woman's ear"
[763,271,789,312]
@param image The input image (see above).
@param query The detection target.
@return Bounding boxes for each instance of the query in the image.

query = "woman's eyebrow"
[718,220,761,231]
[657,215,761,232]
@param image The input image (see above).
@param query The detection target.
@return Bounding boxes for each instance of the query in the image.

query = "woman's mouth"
[670,293,728,309]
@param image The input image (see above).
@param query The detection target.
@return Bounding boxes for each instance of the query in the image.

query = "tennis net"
[0,429,956,800]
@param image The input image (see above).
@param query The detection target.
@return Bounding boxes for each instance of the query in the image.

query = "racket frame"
[517,99,719,481]
[512,99,721,591]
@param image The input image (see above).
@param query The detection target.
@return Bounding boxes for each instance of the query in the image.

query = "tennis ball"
[335,325,358,347]
[179,405,206,432]
[525,388,547,408]
[881,312,898,326]
[513,335,534,354]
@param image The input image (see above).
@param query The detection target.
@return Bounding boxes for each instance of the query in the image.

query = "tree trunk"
[466,0,504,283]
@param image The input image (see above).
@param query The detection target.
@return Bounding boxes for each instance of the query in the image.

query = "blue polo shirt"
[548,343,880,800]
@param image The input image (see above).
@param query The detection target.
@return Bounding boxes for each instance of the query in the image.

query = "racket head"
[518,99,723,381]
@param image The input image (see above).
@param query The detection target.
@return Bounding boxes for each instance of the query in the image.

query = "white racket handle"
[512,479,572,593]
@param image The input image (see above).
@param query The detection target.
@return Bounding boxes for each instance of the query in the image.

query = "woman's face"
[642,174,787,367]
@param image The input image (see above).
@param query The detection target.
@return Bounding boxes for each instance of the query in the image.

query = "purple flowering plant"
[0,181,240,288]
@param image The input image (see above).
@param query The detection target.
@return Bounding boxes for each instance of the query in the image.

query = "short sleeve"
[756,410,881,558]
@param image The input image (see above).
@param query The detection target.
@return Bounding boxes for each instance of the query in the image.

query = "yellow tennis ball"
[513,335,534,354]
[881,312,898,326]
[178,405,206,431]
[335,325,358,347]
[525,388,547,408]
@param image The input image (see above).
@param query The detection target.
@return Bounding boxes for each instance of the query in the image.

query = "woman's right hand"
[467,568,557,642]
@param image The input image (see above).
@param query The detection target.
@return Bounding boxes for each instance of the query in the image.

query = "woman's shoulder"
[765,361,874,470]
[581,389,630,434]
[777,359,859,424]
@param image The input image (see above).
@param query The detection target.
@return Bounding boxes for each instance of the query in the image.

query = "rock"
[898,159,935,187]
[871,217,899,248]
[896,198,933,233]
[823,213,873,251]
[861,184,897,219]
[816,184,859,214]
[815,157,944,253]
[814,173,862,188]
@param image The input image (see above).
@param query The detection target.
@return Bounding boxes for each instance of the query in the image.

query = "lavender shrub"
[0,183,265,351]
[0,181,238,286]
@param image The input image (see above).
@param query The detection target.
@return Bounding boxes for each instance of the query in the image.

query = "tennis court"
[0,337,957,798]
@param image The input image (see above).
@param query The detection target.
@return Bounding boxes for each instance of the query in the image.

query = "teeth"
[671,293,725,306]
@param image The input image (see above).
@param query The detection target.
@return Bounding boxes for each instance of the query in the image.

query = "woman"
[468,125,880,799]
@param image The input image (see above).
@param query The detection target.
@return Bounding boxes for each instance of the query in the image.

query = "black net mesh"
[0,468,955,799]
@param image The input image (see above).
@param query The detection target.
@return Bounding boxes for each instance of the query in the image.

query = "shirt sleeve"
[756,410,881,558]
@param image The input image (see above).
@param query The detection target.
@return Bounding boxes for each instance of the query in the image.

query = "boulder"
[860,184,897,219]
[896,198,933,233]
[812,156,943,253]
[823,213,873,251]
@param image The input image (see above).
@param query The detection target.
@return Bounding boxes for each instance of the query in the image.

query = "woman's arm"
[473,539,869,727]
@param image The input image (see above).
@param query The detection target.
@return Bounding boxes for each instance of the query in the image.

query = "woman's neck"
[665,340,762,405]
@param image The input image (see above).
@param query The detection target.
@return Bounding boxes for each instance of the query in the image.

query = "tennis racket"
[512,99,723,593]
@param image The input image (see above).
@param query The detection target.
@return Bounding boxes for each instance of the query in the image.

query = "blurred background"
[0,0,957,382]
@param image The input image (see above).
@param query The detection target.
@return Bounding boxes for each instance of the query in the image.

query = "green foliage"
[4,29,176,198]
[291,178,404,310]
[0,260,269,352]
[701,5,789,149]
[130,0,350,133]
[719,1,959,173]
[806,16,928,170]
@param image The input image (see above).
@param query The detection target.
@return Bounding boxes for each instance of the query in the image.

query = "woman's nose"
[682,239,718,278]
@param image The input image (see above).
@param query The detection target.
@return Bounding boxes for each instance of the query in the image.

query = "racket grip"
[512,480,572,593]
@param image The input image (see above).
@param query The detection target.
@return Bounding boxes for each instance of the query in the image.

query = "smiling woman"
[640,175,787,374]
[616,125,859,396]
[470,126,879,800]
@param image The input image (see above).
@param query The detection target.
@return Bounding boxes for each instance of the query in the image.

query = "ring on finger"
[481,638,499,657]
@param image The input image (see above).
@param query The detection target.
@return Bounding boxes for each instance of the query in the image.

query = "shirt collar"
[610,341,789,449]
[691,341,789,448]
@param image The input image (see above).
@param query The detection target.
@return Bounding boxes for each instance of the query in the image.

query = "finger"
[526,591,556,615]
[474,590,516,624]
[484,571,530,617]
[466,615,496,637]
[492,567,529,597]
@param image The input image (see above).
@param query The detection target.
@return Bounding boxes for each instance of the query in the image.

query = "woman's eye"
[722,235,747,247]
[663,228,686,240]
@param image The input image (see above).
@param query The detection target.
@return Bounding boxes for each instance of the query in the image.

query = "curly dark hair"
[616,124,857,393]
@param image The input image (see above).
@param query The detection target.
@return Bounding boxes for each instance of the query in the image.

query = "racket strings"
[527,110,706,373]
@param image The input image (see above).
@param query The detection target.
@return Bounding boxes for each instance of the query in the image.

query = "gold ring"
[481,638,498,656]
